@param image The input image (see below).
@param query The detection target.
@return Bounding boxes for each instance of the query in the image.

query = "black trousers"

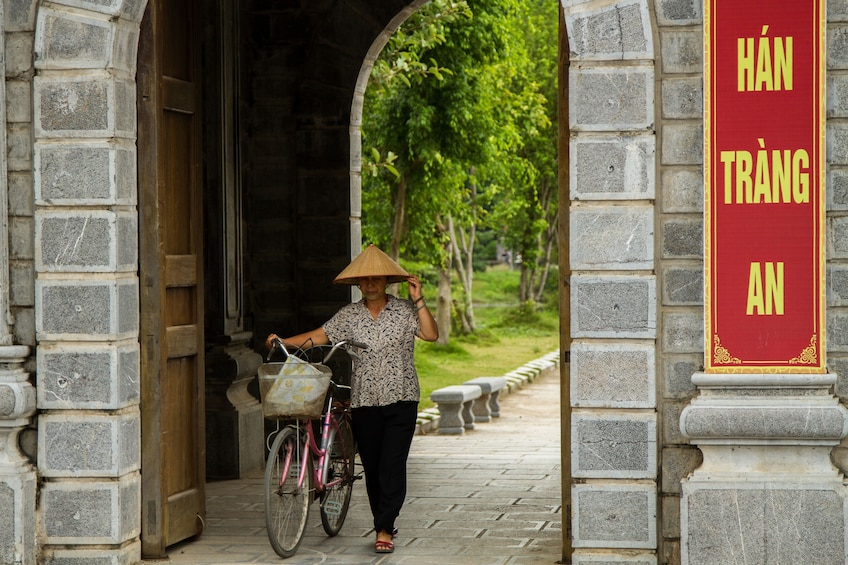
[351,401,418,534]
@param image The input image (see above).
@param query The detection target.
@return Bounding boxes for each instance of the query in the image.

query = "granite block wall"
[564,0,658,560]
[652,0,706,561]
[817,0,848,477]
[27,2,142,563]
[7,0,848,564]
[571,342,655,409]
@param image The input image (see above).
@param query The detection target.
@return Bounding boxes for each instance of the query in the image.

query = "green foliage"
[363,0,559,309]
[396,258,439,289]
[362,0,562,404]
[471,264,519,301]
[476,230,499,263]
[414,265,559,408]
[370,1,471,90]
[487,301,559,335]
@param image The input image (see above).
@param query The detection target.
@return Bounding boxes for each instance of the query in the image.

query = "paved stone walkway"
[165,368,563,564]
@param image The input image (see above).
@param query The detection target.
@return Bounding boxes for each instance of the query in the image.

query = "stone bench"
[430,385,481,435]
[463,376,508,423]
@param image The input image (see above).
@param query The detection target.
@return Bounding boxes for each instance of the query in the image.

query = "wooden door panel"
[165,288,196,326]
[162,1,191,79]
[166,325,199,358]
[162,354,201,537]
[167,488,204,545]
[164,78,197,114]
[139,0,205,556]
[162,357,196,490]
[166,255,197,286]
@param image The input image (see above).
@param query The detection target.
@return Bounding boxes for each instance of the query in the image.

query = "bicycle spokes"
[264,427,311,558]
[319,415,355,536]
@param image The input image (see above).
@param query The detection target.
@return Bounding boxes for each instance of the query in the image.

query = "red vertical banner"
[705,0,826,373]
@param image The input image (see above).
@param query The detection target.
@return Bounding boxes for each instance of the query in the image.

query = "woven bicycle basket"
[258,356,332,419]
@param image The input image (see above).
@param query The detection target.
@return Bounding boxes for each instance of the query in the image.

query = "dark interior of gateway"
[197,0,432,480]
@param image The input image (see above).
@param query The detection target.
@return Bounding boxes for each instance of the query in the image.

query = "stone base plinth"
[680,373,848,565]
[682,478,847,564]
[0,470,36,565]
[205,335,263,480]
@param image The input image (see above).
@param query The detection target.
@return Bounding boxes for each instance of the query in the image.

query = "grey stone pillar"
[680,373,848,564]
[0,345,35,565]
[563,0,659,560]
[31,2,146,563]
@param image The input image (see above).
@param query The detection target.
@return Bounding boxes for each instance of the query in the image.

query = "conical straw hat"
[333,244,411,285]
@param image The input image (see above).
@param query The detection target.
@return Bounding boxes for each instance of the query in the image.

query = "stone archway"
[348,0,430,263]
[16,0,706,563]
[348,0,667,561]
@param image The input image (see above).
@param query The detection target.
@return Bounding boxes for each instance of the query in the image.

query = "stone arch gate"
[4,0,848,563]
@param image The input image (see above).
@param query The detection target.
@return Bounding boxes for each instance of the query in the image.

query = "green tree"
[362,0,558,338]
[488,0,558,304]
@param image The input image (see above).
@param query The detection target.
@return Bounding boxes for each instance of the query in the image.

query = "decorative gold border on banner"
[712,335,741,365]
[789,335,818,365]
[704,0,827,374]
[714,334,818,367]
[816,0,827,371]
[703,0,715,370]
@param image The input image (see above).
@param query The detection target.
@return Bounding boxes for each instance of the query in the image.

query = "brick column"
[563,0,659,561]
[32,2,145,563]
[680,374,848,563]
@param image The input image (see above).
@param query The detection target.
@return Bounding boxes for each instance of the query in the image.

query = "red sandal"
[375,539,394,553]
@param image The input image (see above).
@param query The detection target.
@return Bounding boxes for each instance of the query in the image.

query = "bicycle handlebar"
[329,380,351,392]
[266,337,289,362]
[323,340,369,363]
[266,336,369,364]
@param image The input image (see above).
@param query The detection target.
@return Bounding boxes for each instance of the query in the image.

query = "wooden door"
[138,0,206,556]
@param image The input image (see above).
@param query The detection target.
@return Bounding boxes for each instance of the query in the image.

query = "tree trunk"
[519,265,533,303]
[436,265,452,345]
[534,225,556,302]
[448,214,476,333]
[533,178,558,302]
[389,175,407,260]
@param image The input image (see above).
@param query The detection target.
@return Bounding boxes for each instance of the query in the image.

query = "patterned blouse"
[322,294,421,408]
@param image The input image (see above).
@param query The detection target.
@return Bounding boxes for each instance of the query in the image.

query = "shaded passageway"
[166,368,563,564]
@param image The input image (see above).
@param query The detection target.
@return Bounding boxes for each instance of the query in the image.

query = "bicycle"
[263,339,365,558]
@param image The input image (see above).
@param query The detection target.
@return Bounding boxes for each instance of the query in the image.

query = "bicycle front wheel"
[265,425,312,558]
[320,414,355,536]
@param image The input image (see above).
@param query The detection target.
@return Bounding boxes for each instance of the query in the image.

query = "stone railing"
[417,350,561,435]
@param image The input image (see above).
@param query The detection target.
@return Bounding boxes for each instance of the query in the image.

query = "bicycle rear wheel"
[265,425,312,558]
[320,413,355,536]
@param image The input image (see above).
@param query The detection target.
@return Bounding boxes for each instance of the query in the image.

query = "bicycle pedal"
[322,500,343,516]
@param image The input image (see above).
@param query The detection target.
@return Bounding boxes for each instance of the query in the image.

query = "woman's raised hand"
[407,276,423,302]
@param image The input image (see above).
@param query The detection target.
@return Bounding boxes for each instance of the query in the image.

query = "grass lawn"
[414,265,560,410]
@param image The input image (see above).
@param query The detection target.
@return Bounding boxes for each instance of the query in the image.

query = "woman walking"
[266,244,438,553]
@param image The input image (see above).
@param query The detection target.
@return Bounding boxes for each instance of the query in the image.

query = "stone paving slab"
[165,368,563,565]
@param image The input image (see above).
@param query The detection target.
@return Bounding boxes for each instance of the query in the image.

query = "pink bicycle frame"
[283,407,347,492]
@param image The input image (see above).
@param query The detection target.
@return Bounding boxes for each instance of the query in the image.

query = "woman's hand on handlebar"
[265,333,282,350]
